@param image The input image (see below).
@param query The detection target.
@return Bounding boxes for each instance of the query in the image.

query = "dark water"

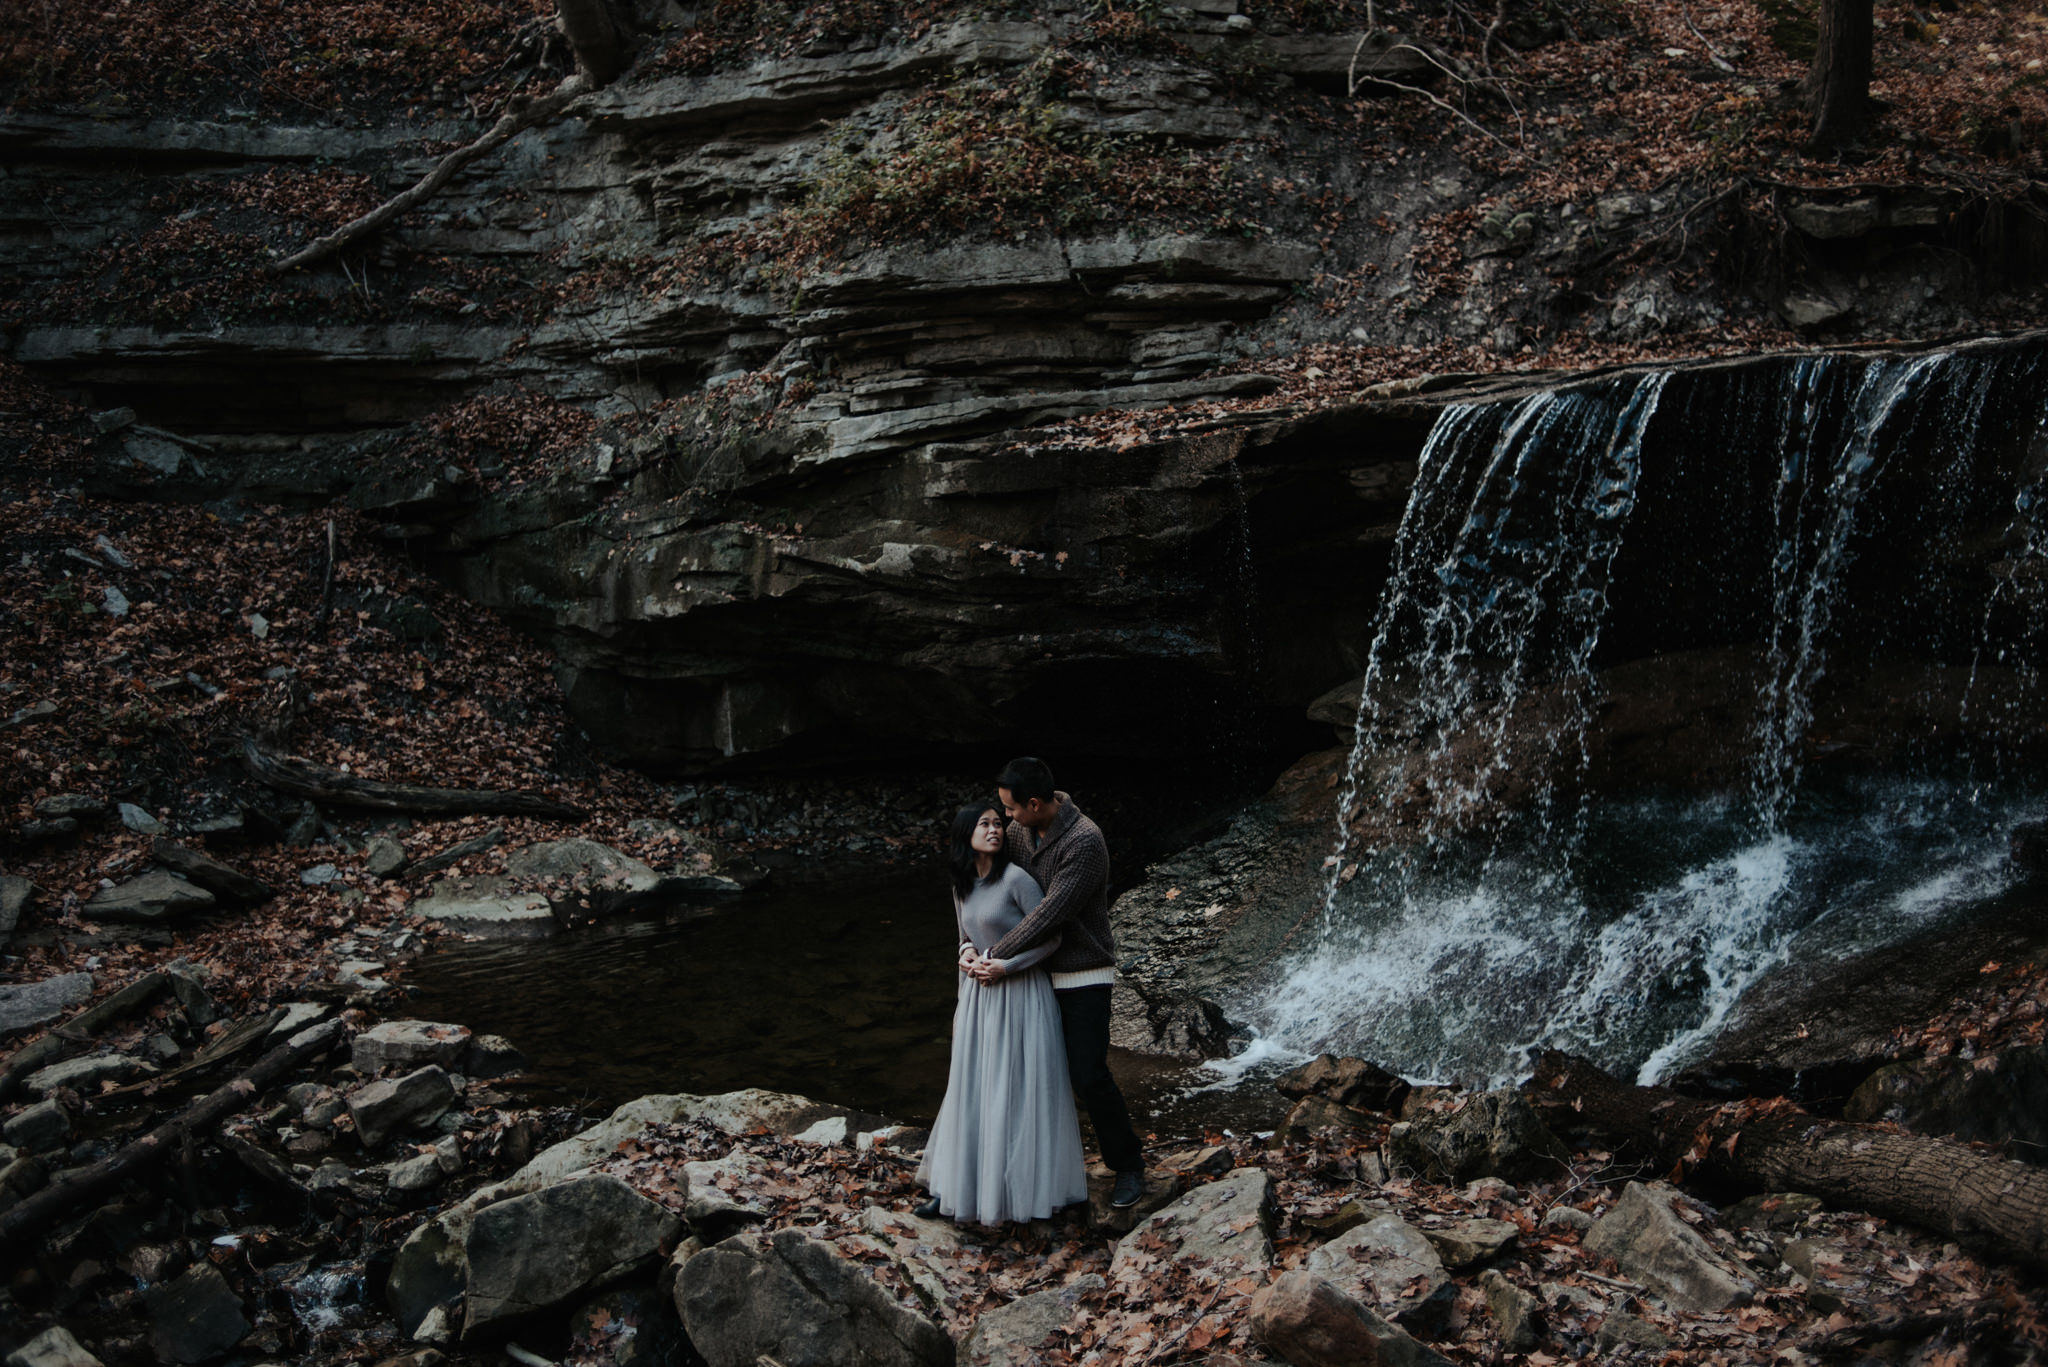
[402,862,1293,1135]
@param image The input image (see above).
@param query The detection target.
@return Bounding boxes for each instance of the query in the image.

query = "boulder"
[145,1263,249,1364]
[5,1326,104,1367]
[682,1149,776,1241]
[1389,1089,1568,1185]
[388,1149,449,1193]
[1844,1044,2048,1155]
[675,1228,953,1367]
[5,1098,72,1152]
[958,1273,1104,1366]
[461,1174,682,1336]
[1248,1271,1453,1367]
[149,842,274,906]
[24,1053,156,1097]
[504,838,687,916]
[414,879,557,939]
[365,836,408,878]
[348,1066,458,1147]
[1478,1269,1541,1351]
[465,1034,527,1079]
[857,1205,971,1311]
[1421,1216,1520,1269]
[1113,1168,1274,1275]
[1275,1094,1383,1140]
[117,802,164,835]
[0,875,33,939]
[83,870,215,923]
[1276,1054,1413,1113]
[0,972,92,1034]
[353,1021,475,1076]
[1304,1212,1454,1331]
[1582,1182,1756,1314]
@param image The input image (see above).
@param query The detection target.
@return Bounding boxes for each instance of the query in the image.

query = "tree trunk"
[0,1020,344,1253]
[1525,1052,2048,1276]
[1800,0,1875,149]
[239,736,586,820]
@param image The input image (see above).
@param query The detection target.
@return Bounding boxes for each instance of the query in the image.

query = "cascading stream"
[1251,347,2048,1088]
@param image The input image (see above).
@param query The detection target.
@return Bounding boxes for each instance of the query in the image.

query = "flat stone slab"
[1113,1167,1274,1275]
[0,972,92,1034]
[152,841,273,905]
[417,876,557,938]
[84,869,216,922]
[25,1052,157,1097]
[352,1019,473,1075]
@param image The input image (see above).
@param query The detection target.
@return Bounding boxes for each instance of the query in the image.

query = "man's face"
[999,786,1052,831]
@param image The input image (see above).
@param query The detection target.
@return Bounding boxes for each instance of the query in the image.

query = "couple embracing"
[913,757,1147,1225]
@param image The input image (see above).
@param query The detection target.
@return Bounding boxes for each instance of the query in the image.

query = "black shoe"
[913,1195,944,1219]
[1109,1170,1147,1209]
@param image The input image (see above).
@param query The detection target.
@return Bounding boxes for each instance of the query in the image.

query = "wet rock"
[1582,1182,1756,1313]
[675,1227,953,1367]
[0,972,92,1034]
[1113,1167,1274,1275]
[1844,1044,2048,1155]
[5,1326,104,1367]
[414,879,557,940]
[353,1021,475,1076]
[117,803,164,835]
[5,1098,73,1152]
[958,1273,1104,1366]
[364,836,408,878]
[0,875,34,938]
[348,1066,458,1147]
[1389,1088,1569,1185]
[465,1034,527,1079]
[1248,1271,1453,1367]
[1276,1054,1413,1113]
[34,794,106,821]
[1422,1216,1520,1269]
[145,1262,249,1364]
[461,1174,683,1336]
[1479,1269,1541,1351]
[83,870,215,923]
[1275,1094,1382,1140]
[1305,1212,1453,1331]
[25,1052,156,1097]
[150,843,274,906]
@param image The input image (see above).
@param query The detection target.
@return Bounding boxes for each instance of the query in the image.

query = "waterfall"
[1255,345,2048,1088]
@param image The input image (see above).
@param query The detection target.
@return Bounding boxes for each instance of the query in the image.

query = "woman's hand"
[968,955,1008,983]
[958,943,980,971]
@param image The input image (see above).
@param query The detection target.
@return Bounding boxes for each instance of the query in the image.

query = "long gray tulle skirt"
[916,970,1089,1225]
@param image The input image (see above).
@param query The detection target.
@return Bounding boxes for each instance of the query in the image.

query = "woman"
[914,803,1088,1224]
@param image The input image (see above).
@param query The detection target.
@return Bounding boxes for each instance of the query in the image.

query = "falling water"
[1254,348,2048,1087]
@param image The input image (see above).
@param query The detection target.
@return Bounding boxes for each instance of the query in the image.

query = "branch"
[240,736,587,820]
[268,74,589,276]
[0,1020,345,1253]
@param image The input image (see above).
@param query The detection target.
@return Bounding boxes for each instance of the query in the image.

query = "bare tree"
[1800,0,1875,149]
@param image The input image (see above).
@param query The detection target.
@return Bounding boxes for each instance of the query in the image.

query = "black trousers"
[1055,984,1144,1174]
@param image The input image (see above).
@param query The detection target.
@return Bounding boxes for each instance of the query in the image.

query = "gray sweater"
[954,862,1061,973]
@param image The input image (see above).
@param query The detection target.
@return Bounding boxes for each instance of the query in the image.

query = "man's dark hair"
[996,756,1057,804]
[949,802,1010,900]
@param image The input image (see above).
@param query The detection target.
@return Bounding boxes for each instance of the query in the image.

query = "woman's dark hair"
[996,756,1056,804]
[949,802,1009,899]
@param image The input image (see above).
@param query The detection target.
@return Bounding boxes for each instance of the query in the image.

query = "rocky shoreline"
[6,965,2048,1367]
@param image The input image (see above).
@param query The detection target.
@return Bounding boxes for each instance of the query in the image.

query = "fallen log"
[240,737,585,820]
[1526,1051,2048,1276]
[0,1019,345,1254]
[0,971,174,1104]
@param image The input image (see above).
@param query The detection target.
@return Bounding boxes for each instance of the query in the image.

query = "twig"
[1681,0,1739,73]
[1143,1279,1229,1366]
[314,517,338,637]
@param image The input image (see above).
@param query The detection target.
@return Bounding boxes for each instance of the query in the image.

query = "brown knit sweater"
[986,792,1114,975]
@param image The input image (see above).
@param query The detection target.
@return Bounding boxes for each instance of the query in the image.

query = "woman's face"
[970,809,1006,855]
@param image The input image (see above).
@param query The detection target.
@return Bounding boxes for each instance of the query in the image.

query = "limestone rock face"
[1582,1182,1756,1314]
[674,1228,953,1367]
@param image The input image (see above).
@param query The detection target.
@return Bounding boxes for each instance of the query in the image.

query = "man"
[970,756,1147,1209]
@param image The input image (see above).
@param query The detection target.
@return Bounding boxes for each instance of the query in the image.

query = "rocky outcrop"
[1581,1182,1757,1314]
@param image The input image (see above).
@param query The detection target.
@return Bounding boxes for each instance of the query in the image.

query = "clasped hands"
[958,944,1009,983]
